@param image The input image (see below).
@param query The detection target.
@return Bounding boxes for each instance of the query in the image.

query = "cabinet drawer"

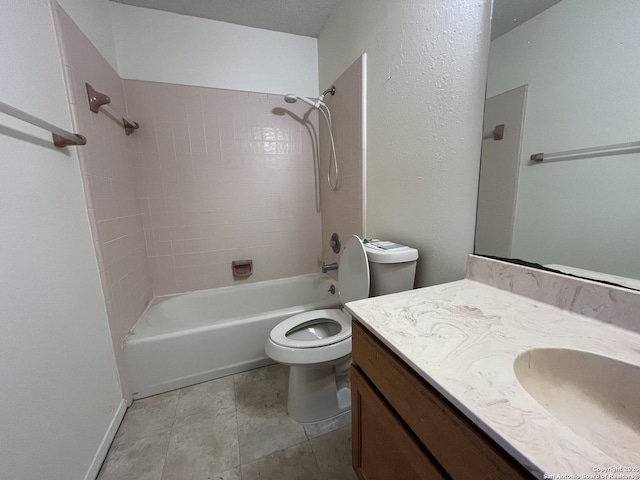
[351,366,447,480]
[352,319,532,480]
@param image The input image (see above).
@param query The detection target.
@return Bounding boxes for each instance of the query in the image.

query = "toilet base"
[287,357,351,423]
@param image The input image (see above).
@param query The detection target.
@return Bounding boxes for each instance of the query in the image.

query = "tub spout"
[322,262,339,273]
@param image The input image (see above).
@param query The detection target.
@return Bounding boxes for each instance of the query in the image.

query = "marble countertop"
[345,278,640,478]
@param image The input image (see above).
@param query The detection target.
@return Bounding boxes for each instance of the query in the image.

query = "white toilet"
[265,235,418,423]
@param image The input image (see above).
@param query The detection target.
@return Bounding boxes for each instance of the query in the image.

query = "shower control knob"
[330,233,341,254]
[328,285,336,295]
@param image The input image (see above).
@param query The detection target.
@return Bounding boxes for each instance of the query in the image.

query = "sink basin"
[514,348,640,462]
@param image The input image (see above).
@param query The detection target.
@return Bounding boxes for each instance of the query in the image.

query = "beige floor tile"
[112,390,179,448]
[161,411,239,480]
[98,431,170,480]
[303,411,351,439]
[310,426,358,480]
[233,363,289,411]
[234,364,306,463]
[173,376,236,430]
[236,408,308,464]
[241,442,323,480]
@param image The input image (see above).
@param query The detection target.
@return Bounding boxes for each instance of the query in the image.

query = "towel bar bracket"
[52,133,87,147]
[86,83,140,136]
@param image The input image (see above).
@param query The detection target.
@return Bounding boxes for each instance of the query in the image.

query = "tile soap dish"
[232,260,253,278]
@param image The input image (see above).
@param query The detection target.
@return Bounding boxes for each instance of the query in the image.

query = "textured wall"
[320,55,366,264]
[124,80,322,295]
[110,3,319,97]
[319,0,492,287]
[487,0,640,280]
[0,2,123,479]
[54,4,153,395]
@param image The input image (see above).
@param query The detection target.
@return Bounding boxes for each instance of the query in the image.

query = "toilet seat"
[269,309,351,349]
[268,236,369,354]
[266,337,351,366]
[266,236,370,364]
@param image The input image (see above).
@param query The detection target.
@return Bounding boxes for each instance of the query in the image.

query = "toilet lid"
[338,235,370,304]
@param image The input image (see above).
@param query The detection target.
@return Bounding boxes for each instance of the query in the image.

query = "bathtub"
[123,274,341,399]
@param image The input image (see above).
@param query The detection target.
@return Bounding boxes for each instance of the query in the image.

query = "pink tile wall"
[320,56,366,264]
[52,3,152,394]
[123,80,322,295]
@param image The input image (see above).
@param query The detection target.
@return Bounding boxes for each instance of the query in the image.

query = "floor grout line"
[232,372,243,480]
[158,390,180,480]
[239,438,312,468]
[307,434,327,480]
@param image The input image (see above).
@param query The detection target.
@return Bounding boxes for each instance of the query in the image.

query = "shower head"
[284,94,320,108]
[284,89,339,191]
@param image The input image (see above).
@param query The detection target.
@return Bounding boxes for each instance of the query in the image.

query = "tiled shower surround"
[123,81,322,295]
[320,56,365,264]
[53,4,153,392]
[53,2,364,399]
[53,4,326,394]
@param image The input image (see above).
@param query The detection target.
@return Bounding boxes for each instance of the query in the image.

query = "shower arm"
[321,86,336,99]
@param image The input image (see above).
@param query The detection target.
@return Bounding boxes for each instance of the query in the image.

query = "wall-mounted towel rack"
[86,83,139,136]
[0,100,86,148]
[482,124,504,141]
[531,140,640,162]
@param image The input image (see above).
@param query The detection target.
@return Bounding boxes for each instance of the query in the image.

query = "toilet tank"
[363,241,419,297]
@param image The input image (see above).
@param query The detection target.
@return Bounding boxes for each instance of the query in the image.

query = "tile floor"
[98,364,357,480]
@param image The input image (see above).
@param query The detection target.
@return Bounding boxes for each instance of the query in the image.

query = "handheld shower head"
[283,89,339,191]
[283,94,320,108]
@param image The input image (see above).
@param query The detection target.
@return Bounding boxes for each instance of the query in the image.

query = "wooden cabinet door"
[352,320,533,480]
[351,366,447,480]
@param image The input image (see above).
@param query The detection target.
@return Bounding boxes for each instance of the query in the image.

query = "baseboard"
[84,399,127,480]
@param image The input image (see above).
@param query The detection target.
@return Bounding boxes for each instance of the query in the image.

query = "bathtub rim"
[124,272,341,344]
[125,299,342,345]
[148,272,337,309]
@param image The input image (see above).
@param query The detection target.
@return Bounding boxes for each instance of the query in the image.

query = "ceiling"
[109,0,343,37]
[491,0,563,39]
[110,0,562,41]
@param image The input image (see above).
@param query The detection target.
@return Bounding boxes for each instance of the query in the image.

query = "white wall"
[487,0,640,279]
[0,2,123,479]
[56,0,118,68]
[318,0,492,287]
[110,3,319,96]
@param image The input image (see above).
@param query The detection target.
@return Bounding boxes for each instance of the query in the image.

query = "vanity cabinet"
[351,319,533,480]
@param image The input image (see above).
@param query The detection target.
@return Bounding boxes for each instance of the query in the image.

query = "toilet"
[265,235,418,423]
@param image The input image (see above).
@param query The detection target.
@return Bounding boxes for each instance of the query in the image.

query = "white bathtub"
[123,274,341,399]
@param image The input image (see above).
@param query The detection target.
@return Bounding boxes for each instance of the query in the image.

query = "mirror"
[475,0,640,290]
